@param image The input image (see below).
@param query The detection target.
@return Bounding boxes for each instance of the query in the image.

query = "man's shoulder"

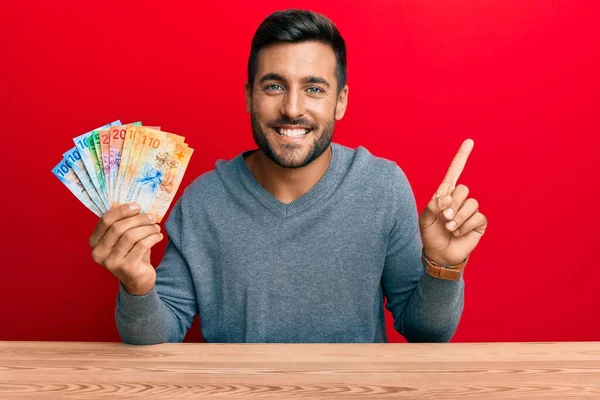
[184,168,220,196]
[179,152,243,204]
[335,143,405,182]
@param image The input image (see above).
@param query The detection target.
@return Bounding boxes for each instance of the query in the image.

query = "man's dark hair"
[248,9,347,94]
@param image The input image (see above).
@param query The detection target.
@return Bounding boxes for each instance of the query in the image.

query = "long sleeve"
[115,197,198,344]
[381,164,464,343]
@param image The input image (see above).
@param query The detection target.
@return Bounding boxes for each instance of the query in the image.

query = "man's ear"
[245,81,252,114]
[335,85,349,121]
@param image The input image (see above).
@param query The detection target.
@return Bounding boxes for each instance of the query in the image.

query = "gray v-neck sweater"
[116,143,464,344]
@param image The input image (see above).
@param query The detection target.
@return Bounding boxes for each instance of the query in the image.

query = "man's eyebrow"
[258,73,285,84]
[301,76,330,88]
[258,73,330,88]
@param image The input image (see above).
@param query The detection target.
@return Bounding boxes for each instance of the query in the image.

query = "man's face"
[246,41,348,168]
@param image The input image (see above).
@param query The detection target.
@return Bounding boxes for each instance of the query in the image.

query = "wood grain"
[0,341,599,399]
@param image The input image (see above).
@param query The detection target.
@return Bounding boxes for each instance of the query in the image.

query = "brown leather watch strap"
[422,251,468,281]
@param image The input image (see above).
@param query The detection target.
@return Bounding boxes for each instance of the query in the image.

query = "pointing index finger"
[436,139,474,196]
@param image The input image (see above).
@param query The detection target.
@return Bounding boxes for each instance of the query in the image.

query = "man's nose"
[280,87,305,119]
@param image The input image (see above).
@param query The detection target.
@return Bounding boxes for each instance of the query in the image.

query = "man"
[89,9,487,344]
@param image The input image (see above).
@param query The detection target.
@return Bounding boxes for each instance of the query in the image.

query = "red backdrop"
[1,0,598,343]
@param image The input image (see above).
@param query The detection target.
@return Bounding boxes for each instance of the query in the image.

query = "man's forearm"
[399,274,464,342]
[115,284,187,345]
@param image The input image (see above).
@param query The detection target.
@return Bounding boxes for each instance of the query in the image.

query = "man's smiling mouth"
[272,126,313,138]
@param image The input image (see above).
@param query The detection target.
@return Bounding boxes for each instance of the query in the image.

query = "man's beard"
[250,112,335,169]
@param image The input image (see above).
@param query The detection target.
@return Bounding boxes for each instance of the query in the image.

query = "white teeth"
[278,128,309,138]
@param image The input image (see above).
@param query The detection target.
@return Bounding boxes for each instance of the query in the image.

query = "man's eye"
[307,87,324,94]
[266,84,283,91]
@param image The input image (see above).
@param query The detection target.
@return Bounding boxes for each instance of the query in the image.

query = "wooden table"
[0,341,599,399]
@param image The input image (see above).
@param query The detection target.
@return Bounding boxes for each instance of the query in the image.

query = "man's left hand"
[419,139,488,266]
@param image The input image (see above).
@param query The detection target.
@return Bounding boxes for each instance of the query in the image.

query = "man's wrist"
[122,280,154,297]
[422,249,469,281]
[422,250,467,268]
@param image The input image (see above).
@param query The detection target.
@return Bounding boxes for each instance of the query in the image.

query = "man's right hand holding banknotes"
[89,202,162,296]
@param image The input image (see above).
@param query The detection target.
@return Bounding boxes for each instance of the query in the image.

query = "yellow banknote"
[121,127,180,203]
[149,143,194,222]
[123,130,178,211]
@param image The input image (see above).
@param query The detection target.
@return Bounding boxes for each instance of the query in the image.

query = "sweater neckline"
[234,143,342,218]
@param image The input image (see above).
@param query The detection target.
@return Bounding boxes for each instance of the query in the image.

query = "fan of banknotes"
[53,120,194,222]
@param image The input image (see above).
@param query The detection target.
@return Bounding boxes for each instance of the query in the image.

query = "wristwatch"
[421,250,468,281]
